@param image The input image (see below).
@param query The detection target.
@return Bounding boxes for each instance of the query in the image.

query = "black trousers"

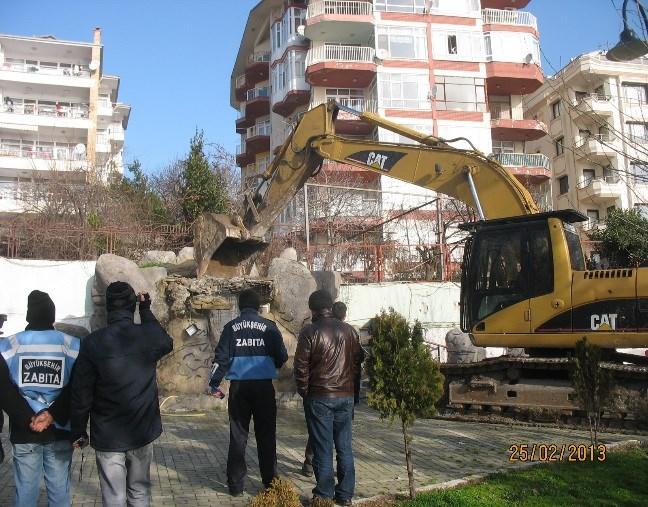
[227,379,277,491]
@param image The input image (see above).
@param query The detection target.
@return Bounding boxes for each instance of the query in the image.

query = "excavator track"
[440,357,648,430]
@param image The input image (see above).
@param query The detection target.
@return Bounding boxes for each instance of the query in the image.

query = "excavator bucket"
[193,213,268,278]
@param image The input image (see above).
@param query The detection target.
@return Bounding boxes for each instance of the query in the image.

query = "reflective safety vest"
[0,330,80,430]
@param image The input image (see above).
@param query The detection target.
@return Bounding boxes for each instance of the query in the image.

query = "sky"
[0,0,632,175]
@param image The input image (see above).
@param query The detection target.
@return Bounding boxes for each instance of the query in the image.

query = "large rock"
[268,258,317,335]
[177,247,195,264]
[91,254,161,330]
[445,327,486,364]
[139,250,177,266]
[311,271,342,301]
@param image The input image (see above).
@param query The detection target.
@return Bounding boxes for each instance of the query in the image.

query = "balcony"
[312,97,377,135]
[484,32,543,95]
[481,0,531,8]
[577,176,622,204]
[244,52,271,91]
[236,123,271,167]
[492,152,551,181]
[482,9,537,31]
[575,134,617,160]
[0,59,92,88]
[273,88,311,117]
[0,100,90,130]
[306,44,376,88]
[305,1,374,43]
[572,93,614,120]
[98,97,113,118]
[109,125,125,147]
[489,103,546,141]
[236,86,270,132]
[0,143,88,174]
[234,74,248,102]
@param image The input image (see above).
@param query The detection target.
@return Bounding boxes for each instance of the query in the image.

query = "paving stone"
[0,406,635,506]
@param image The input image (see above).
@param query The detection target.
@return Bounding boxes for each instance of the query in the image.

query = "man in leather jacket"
[294,290,364,507]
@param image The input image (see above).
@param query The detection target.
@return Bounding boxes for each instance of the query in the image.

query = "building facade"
[231,0,546,276]
[0,28,130,213]
[525,51,648,230]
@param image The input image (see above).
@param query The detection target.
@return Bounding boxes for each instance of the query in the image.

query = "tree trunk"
[401,419,416,499]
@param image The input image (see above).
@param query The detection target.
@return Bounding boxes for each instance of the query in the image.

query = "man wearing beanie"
[208,288,288,497]
[294,290,364,507]
[70,281,173,507]
[0,290,80,507]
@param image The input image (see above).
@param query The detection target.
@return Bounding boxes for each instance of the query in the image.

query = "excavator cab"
[459,210,587,343]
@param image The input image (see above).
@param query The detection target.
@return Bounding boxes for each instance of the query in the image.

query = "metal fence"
[0,220,192,261]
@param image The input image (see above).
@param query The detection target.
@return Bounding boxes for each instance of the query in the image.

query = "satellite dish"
[297,25,305,37]
[89,60,99,71]
[376,49,389,60]
[73,143,86,155]
[524,53,534,64]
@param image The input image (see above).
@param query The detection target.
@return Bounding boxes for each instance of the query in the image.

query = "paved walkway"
[0,406,634,506]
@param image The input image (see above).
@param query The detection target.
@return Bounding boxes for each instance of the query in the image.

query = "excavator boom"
[195,101,537,276]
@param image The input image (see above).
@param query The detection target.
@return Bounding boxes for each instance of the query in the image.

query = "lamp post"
[606,0,648,61]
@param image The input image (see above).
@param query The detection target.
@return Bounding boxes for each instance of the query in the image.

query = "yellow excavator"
[195,100,648,424]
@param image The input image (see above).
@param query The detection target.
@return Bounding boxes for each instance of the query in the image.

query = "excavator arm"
[195,101,538,276]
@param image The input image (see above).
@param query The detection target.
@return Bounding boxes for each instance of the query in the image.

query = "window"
[271,7,306,55]
[489,95,511,119]
[575,91,588,103]
[326,88,364,109]
[435,76,486,112]
[484,32,539,64]
[564,225,586,270]
[379,73,430,109]
[555,137,565,156]
[635,203,648,219]
[377,26,427,59]
[586,209,600,224]
[632,162,648,184]
[492,141,515,154]
[622,82,648,104]
[551,100,561,119]
[375,0,425,13]
[582,169,596,186]
[627,122,648,143]
[447,35,457,55]
[433,30,484,61]
[429,0,480,12]
[558,175,568,194]
[469,224,553,323]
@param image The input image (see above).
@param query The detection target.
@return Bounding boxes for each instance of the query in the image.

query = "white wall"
[0,258,95,336]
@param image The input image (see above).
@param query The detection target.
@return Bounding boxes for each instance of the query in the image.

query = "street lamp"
[606,0,648,61]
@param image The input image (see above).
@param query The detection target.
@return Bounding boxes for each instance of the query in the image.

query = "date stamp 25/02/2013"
[508,443,607,463]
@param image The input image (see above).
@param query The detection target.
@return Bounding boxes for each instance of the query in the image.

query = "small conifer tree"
[366,309,444,499]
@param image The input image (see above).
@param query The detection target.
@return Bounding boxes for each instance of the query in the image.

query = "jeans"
[95,443,153,507]
[305,396,355,501]
[12,440,73,507]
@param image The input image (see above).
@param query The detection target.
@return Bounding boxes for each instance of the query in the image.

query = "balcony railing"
[312,97,378,113]
[235,74,247,88]
[246,123,271,138]
[574,92,611,105]
[306,44,375,66]
[482,8,538,30]
[575,133,616,149]
[2,101,89,119]
[246,86,270,101]
[492,152,550,169]
[248,52,271,64]
[1,59,90,77]
[577,175,621,189]
[237,142,246,155]
[0,142,84,161]
[307,0,373,18]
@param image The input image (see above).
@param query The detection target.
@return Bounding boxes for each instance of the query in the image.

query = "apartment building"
[525,51,648,230]
[231,0,546,271]
[0,28,130,213]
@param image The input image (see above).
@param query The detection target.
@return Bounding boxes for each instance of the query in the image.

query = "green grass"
[398,447,648,507]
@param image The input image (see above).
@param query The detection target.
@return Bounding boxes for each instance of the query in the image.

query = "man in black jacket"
[70,282,173,507]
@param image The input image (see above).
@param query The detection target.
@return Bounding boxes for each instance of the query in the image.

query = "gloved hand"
[209,386,226,400]
[137,292,151,311]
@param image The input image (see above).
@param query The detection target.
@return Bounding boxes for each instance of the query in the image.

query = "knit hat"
[238,288,261,310]
[26,290,55,330]
[106,281,137,312]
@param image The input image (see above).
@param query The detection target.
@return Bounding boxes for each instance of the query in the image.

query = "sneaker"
[335,498,352,507]
[301,461,314,478]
